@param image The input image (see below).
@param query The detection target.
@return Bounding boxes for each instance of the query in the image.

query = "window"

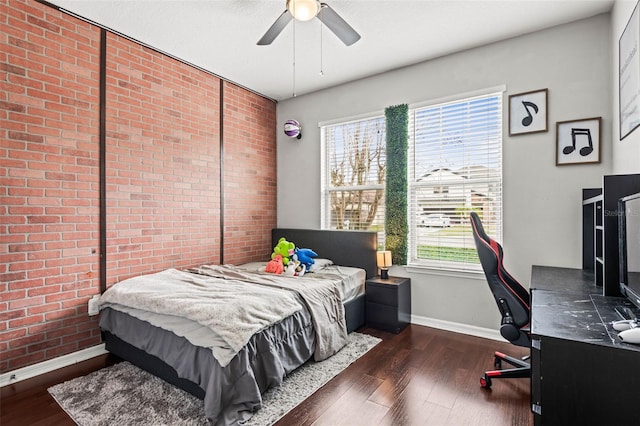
[408,91,503,272]
[321,115,386,245]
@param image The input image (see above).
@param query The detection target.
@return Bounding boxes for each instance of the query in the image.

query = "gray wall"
[276,14,612,332]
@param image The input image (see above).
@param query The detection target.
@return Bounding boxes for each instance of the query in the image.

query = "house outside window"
[320,115,386,246]
[434,186,449,194]
[408,90,503,272]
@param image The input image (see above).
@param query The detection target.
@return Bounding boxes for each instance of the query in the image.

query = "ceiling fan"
[257,0,361,47]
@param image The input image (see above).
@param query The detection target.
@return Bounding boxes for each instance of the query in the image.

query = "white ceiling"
[47,0,614,101]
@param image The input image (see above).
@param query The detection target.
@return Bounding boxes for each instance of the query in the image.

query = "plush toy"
[283,261,297,276]
[272,237,295,266]
[295,263,306,277]
[287,254,307,277]
[295,248,317,269]
[265,254,284,274]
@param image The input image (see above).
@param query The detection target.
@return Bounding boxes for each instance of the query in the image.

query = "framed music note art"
[556,117,601,166]
[508,89,548,136]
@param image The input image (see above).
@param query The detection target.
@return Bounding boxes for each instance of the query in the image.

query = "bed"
[98,228,377,425]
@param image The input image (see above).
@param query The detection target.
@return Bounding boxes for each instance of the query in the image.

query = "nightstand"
[365,276,411,333]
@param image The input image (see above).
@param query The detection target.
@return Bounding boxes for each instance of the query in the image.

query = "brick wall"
[104,33,221,285]
[222,81,277,264]
[1,0,277,373]
[1,0,102,371]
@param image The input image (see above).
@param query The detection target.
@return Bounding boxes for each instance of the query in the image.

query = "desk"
[530,265,640,425]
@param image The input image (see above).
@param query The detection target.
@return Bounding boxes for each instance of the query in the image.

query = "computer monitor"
[619,192,640,308]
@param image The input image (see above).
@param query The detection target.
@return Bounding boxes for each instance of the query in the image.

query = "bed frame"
[103,228,378,400]
[271,228,377,278]
[272,228,377,333]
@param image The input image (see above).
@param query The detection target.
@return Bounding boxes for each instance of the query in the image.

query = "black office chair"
[470,211,531,389]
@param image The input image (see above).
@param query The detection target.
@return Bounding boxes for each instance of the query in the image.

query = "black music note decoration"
[509,89,548,136]
[563,128,594,157]
[521,101,539,127]
[556,117,600,165]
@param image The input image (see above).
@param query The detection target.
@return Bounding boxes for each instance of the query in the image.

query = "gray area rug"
[48,332,381,426]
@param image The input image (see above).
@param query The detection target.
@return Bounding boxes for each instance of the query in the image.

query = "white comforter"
[98,265,348,366]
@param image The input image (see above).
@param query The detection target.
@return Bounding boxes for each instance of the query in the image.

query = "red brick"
[9,314,44,328]
[0,327,27,342]
[8,352,45,370]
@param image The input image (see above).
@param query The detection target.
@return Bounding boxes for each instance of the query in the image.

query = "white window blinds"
[408,92,503,271]
[321,115,386,246]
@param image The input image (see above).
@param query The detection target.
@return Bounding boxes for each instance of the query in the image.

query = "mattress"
[102,263,365,366]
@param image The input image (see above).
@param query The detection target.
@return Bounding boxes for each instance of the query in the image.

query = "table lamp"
[377,250,392,279]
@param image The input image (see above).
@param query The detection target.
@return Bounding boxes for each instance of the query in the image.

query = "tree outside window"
[322,116,386,239]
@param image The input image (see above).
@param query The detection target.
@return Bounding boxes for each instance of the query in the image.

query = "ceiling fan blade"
[257,9,293,45]
[317,3,361,46]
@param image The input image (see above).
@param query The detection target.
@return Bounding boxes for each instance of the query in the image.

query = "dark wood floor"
[277,325,531,426]
[1,324,532,426]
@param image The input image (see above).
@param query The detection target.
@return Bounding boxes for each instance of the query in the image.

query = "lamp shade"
[377,250,392,279]
[288,0,320,21]
[377,250,392,269]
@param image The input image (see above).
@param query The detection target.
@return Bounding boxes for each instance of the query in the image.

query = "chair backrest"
[470,212,530,347]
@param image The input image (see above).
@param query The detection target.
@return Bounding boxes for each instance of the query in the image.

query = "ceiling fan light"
[288,0,320,22]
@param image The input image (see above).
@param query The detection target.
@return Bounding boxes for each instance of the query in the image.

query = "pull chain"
[292,19,296,97]
[319,14,324,77]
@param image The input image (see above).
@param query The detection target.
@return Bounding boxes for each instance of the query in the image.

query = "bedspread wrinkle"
[190,264,348,361]
[98,268,302,366]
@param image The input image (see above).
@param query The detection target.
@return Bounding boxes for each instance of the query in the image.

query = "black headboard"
[271,228,378,279]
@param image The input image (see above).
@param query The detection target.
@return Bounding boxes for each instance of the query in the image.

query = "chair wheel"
[480,375,492,388]
[494,357,502,369]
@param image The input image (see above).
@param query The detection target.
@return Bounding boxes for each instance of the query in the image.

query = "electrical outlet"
[88,295,100,316]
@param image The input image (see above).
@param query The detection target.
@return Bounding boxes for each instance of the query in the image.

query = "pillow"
[236,262,267,273]
[308,258,333,273]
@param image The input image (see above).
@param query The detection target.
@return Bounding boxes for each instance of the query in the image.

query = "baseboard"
[0,343,108,387]
[411,314,504,342]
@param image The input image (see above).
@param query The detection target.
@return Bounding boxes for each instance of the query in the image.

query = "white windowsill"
[403,264,485,280]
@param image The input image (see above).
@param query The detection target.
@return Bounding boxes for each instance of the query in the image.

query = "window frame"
[318,85,505,271]
[320,113,387,243]
[407,86,505,273]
